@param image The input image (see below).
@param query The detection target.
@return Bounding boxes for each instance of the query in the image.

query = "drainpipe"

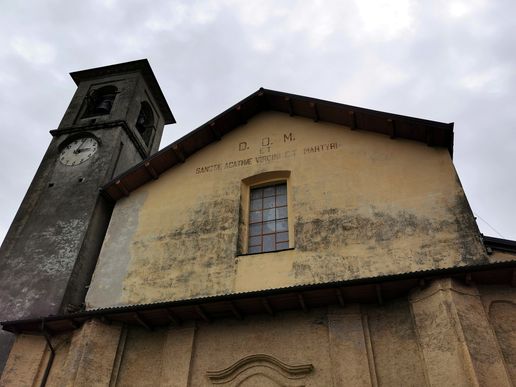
[39,320,55,387]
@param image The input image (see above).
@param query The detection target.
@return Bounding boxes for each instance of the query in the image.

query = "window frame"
[239,171,293,255]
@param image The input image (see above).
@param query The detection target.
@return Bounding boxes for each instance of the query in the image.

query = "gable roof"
[101,88,454,202]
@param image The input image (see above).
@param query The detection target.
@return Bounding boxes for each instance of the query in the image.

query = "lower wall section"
[1,280,515,386]
[366,299,427,386]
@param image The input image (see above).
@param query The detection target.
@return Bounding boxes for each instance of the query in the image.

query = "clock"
[59,137,99,166]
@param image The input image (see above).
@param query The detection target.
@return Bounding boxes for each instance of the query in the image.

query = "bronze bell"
[137,112,146,126]
[94,98,113,114]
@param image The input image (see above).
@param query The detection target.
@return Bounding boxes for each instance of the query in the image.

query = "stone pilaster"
[54,319,123,387]
[159,324,196,387]
[327,305,375,386]
[0,334,47,387]
[410,278,512,387]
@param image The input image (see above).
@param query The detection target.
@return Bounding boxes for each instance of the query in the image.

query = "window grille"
[248,183,288,253]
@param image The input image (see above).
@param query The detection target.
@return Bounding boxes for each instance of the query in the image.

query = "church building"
[0,60,515,386]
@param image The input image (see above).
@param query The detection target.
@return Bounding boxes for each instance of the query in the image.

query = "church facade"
[0,60,515,386]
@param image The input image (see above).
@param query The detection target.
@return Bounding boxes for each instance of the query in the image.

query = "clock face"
[59,137,99,166]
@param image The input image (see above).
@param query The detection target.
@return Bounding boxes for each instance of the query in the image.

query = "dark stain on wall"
[291,262,316,281]
[294,192,487,271]
[236,199,245,255]
[451,193,487,265]
[126,197,239,302]
[296,209,434,249]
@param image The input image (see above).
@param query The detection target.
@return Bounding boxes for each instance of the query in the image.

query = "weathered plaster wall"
[4,282,514,386]
[0,334,48,387]
[410,279,513,386]
[366,300,427,385]
[86,111,486,309]
[479,284,516,382]
[189,310,333,386]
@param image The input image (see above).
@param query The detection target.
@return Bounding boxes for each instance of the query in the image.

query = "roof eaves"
[2,260,514,334]
[483,235,516,253]
[101,88,455,201]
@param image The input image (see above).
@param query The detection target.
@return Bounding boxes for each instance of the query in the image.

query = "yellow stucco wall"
[86,111,486,309]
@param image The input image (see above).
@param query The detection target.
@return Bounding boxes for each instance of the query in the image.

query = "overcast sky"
[0,0,514,243]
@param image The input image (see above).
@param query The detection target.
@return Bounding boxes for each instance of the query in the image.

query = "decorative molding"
[206,354,313,385]
[409,278,479,303]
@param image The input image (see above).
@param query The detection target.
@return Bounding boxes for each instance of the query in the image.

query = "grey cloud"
[0,0,514,241]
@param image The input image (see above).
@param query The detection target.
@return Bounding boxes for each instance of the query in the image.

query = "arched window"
[136,101,155,146]
[83,85,117,117]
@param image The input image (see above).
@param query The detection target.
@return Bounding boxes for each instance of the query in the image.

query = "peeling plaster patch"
[11,287,49,319]
[31,218,86,275]
[85,192,146,309]
[0,216,87,318]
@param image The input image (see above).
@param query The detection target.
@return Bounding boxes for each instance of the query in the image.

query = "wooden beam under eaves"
[297,294,308,312]
[309,102,319,122]
[100,316,112,325]
[144,162,158,180]
[375,284,383,305]
[171,144,185,163]
[335,289,345,307]
[195,305,211,323]
[115,180,129,197]
[134,313,152,331]
[348,111,357,130]
[236,105,247,125]
[165,308,181,325]
[285,97,294,116]
[387,118,396,139]
[210,122,221,140]
[229,302,243,320]
[261,298,274,316]
[426,127,434,147]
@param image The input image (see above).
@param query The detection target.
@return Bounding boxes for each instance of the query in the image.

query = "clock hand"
[76,147,91,153]
[73,139,88,154]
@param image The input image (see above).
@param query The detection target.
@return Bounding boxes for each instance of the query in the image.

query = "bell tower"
[0,60,174,371]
